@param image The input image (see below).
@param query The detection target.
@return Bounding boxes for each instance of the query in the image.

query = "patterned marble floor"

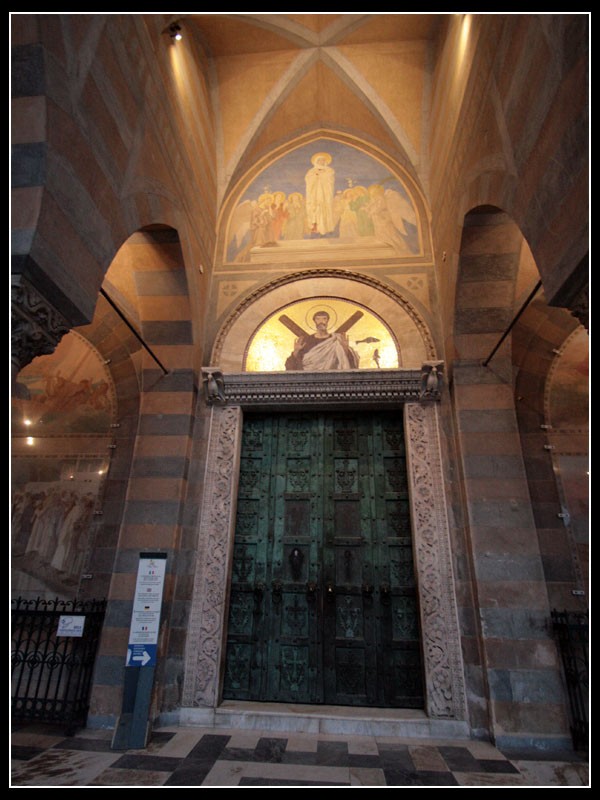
[11,723,589,788]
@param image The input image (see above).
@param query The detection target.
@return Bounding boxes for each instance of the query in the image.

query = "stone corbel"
[202,367,226,405]
[419,361,444,400]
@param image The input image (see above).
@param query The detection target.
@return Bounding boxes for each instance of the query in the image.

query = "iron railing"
[551,608,589,751]
[11,596,106,735]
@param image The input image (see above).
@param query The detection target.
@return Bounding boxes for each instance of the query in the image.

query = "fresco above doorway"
[225,140,421,264]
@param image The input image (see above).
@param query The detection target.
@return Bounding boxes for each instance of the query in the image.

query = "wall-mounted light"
[168,22,182,41]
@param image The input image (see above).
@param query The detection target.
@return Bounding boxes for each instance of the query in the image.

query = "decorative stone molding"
[404,403,467,720]
[183,370,467,721]
[182,405,242,708]
[201,366,443,409]
[11,275,70,376]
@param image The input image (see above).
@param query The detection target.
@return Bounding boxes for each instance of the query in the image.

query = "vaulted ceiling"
[174,13,444,204]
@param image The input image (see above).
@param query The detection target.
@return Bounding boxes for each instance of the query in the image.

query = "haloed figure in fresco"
[285,311,359,371]
[305,152,336,236]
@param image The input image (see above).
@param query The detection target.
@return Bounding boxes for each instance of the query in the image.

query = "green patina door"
[223,411,424,708]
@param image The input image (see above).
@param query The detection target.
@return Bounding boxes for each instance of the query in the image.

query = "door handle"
[254,582,265,613]
[380,583,391,605]
[362,583,374,598]
[326,582,336,602]
[306,581,317,601]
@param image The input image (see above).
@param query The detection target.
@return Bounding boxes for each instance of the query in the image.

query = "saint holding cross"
[282,309,362,371]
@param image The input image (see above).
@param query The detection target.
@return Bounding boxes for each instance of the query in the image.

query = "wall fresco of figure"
[244,297,399,372]
[11,332,115,597]
[226,140,421,263]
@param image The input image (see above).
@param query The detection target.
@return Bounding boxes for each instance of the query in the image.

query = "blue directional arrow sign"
[126,643,157,667]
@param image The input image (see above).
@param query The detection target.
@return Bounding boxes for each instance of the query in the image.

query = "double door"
[223,411,423,708]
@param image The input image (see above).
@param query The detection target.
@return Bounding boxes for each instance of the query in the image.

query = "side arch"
[448,202,581,748]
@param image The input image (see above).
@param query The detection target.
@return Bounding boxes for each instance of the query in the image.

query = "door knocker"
[289,547,304,581]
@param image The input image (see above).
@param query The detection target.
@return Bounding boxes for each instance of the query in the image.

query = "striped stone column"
[89,229,197,725]
[452,209,569,749]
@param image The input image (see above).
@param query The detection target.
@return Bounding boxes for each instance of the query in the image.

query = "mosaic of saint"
[226,141,420,263]
[245,298,399,372]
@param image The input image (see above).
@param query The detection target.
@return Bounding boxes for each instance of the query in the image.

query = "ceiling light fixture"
[168,22,182,41]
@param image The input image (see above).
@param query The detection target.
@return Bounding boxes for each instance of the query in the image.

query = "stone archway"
[211,269,437,373]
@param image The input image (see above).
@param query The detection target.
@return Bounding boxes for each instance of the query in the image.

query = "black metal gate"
[551,609,589,751]
[11,597,107,734]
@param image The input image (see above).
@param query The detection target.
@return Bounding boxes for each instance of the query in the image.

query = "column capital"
[11,274,70,379]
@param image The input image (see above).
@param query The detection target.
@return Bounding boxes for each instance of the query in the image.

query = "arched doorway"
[181,277,468,735]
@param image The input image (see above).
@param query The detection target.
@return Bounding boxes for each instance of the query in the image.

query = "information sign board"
[126,553,167,667]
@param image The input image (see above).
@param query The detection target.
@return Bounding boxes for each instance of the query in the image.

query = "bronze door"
[223,411,424,708]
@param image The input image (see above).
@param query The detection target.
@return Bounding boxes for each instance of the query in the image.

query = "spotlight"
[169,23,182,41]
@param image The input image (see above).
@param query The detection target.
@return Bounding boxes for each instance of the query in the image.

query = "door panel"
[323,415,377,706]
[223,416,273,700]
[223,411,424,709]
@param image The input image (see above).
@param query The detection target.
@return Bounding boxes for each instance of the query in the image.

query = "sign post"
[111,552,167,750]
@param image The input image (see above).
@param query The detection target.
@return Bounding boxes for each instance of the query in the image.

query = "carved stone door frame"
[182,369,467,723]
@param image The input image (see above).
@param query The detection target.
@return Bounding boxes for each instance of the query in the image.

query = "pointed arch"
[217,132,432,267]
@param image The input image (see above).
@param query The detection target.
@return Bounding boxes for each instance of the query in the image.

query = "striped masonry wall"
[512,302,587,612]
[452,210,570,748]
[11,14,217,330]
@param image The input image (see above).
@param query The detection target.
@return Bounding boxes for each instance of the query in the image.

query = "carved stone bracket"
[203,368,226,405]
[404,403,467,720]
[200,366,443,409]
[11,275,70,377]
[419,361,444,400]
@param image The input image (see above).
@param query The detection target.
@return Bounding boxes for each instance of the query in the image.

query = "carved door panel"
[322,416,378,706]
[264,415,322,703]
[223,416,274,700]
[224,414,323,704]
[223,411,424,708]
[374,416,424,707]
